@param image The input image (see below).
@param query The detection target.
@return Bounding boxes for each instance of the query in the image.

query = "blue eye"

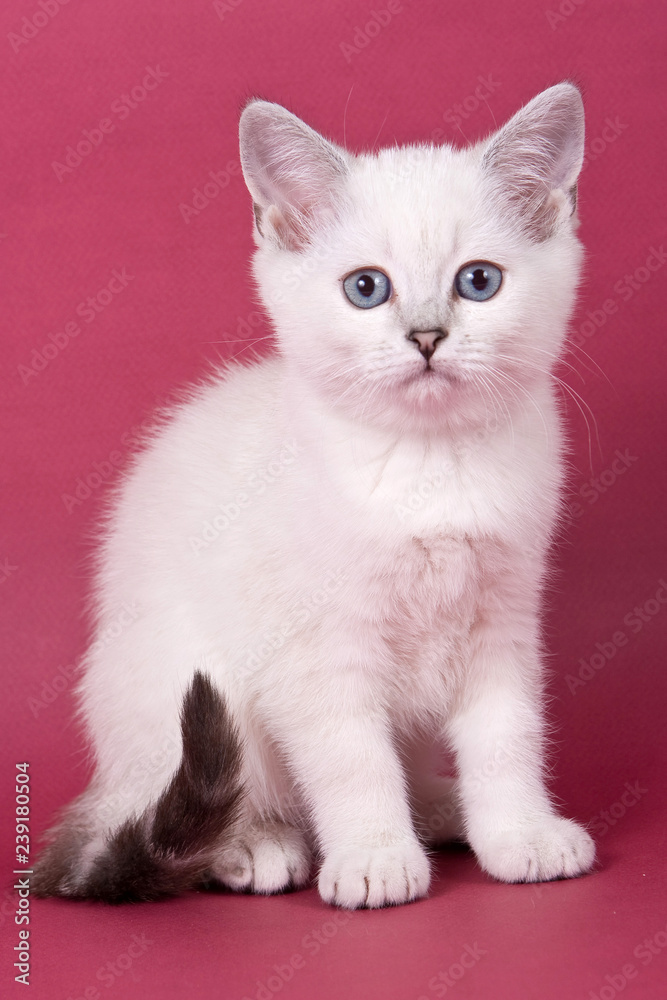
[455,262,502,301]
[343,268,391,309]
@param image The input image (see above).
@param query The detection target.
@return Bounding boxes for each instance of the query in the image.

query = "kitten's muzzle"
[407,328,448,363]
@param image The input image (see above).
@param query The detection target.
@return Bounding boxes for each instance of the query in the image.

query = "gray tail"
[33,671,244,903]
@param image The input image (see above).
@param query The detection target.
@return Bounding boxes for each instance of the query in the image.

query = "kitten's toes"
[211,821,311,894]
[318,840,430,909]
[475,816,595,883]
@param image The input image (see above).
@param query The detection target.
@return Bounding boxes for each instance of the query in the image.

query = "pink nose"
[407,329,447,361]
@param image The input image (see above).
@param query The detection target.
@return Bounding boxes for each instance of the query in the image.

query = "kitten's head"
[239,85,584,434]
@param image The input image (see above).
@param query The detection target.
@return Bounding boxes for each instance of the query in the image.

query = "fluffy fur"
[34,84,595,907]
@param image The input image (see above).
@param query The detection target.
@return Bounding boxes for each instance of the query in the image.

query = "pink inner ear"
[482,87,584,240]
[265,205,307,251]
[240,102,348,248]
[260,141,346,246]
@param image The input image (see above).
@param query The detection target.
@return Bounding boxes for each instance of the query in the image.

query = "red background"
[2,1,666,998]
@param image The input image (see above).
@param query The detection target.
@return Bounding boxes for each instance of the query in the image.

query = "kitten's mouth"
[405,364,458,385]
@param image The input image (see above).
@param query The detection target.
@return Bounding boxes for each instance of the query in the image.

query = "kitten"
[34,83,595,908]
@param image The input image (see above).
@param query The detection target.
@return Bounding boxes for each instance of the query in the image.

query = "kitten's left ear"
[482,83,585,240]
[239,100,349,250]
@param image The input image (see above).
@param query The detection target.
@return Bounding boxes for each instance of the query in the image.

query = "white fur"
[66,85,594,907]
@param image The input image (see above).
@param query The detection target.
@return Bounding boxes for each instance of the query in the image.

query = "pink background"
[2,1,666,998]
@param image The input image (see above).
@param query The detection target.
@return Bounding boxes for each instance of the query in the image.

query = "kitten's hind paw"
[475,816,595,883]
[211,820,311,894]
[318,840,430,909]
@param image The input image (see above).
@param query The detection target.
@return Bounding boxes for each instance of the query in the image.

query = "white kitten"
[35,84,595,908]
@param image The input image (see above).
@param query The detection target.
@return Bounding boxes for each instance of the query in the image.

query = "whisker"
[205,335,275,346]
[564,340,616,392]
[550,374,602,471]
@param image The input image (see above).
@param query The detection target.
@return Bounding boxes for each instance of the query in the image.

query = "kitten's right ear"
[482,83,585,240]
[239,101,348,250]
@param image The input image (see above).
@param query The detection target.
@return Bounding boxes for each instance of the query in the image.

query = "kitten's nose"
[407,328,447,362]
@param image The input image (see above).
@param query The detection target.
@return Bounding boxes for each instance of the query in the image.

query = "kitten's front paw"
[318,840,430,909]
[212,821,311,894]
[475,816,595,883]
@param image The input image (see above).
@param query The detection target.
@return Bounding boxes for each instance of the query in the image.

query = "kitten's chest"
[313,422,540,545]
[360,530,480,638]
[373,532,481,678]
[393,530,479,610]
[287,418,553,640]
[395,533,476,599]
[328,427,545,536]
